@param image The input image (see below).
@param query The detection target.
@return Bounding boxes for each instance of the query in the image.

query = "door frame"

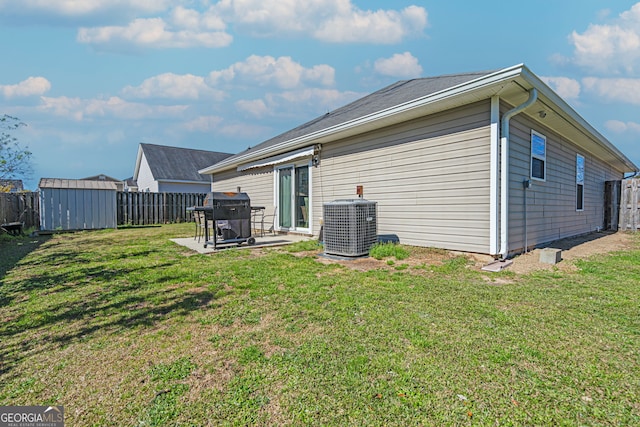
[274,160,312,234]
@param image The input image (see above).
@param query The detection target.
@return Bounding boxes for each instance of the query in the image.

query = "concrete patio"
[171,233,311,254]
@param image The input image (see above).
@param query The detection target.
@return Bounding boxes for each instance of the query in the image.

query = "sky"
[1,0,640,190]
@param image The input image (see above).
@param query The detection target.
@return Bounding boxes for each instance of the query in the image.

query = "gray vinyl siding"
[209,101,492,251]
[212,168,275,211]
[507,114,624,255]
[313,101,492,253]
[156,181,211,193]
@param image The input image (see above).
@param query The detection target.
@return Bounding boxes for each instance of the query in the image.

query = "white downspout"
[489,96,500,256]
[500,88,538,258]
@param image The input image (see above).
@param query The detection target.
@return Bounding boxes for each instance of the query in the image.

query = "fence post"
[633,179,639,231]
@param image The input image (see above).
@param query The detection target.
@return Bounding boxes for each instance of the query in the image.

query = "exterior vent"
[323,199,377,257]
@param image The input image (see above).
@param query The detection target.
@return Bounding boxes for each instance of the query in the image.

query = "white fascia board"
[519,67,638,172]
[133,145,144,180]
[200,64,527,175]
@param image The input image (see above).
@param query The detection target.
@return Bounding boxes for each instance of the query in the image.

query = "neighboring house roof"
[82,174,125,191]
[124,177,138,187]
[200,63,638,175]
[39,178,117,190]
[82,174,122,183]
[134,143,233,183]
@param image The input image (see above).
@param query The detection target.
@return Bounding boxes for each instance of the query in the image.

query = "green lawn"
[0,224,638,426]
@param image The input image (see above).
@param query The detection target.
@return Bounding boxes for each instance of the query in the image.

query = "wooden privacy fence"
[0,192,39,229]
[117,192,206,226]
[619,178,640,232]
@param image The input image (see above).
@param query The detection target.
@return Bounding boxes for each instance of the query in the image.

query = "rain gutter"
[199,64,526,175]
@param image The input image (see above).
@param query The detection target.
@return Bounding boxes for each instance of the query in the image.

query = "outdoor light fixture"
[312,144,321,166]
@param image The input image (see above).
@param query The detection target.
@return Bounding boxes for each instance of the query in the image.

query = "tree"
[0,114,32,180]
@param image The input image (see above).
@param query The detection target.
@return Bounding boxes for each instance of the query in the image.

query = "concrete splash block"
[540,248,562,264]
[481,259,513,272]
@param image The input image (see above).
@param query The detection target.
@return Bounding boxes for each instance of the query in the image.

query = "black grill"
[204,192,251,221]
[202,192,253,247]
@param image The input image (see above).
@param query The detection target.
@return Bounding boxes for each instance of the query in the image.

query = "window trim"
[530,130,547,182]
[576,153,585,212]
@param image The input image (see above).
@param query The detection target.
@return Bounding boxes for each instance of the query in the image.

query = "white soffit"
[237,146,315,171]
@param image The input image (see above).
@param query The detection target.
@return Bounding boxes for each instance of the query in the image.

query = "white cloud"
[4,1,426,50]
[605,119,640,133]
[122,73,226,100]
[0,0,172,18]
[568,3,640,74]
[37,96,85,120]
[374,52,423,78]
[208,55,335,89]
[302,64,336,87]
[38,95,187,120]
[217,122,272,140]
[78,16,232,49]
[181,115,224,132]
[212,0,427,44]
[277,88,361,111]
[540,76,581,99]
[315,5,427,44]
[0,77,51,98]
[582,77,640,104]
[235,99,269,118]
[169,6,227,31]
[238,88,362,119]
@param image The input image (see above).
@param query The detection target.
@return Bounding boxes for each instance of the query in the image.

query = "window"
[576,154,584,211]
[531,130,546,181]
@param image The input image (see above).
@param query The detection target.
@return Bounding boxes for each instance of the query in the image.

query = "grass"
[369,241,410,260]
[0,224,639,426]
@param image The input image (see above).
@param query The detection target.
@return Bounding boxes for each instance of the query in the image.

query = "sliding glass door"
[278,167,292,228]
[277,163,310,231]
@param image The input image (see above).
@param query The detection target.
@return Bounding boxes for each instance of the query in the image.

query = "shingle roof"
[232,70,496,159]
[124,177,137,186]
[140,144,233,182]
[39,178,117,190]
[201,64,637,175]
[82,174,122,183]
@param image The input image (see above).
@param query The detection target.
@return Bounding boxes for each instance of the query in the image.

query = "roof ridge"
[419,69,500,80]
[141,143,232,155]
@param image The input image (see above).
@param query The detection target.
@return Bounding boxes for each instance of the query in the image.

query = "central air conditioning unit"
[323,199,377,257]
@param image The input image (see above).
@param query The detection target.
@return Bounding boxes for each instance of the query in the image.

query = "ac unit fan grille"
[323,200,377,257]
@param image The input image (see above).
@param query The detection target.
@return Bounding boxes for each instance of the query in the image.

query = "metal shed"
[39,178,117,231]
